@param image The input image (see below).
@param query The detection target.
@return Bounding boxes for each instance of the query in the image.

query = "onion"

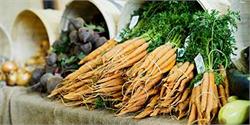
[7,72,17,86]
[2,61,18,73]
[0,70,6,81]
[218,99,250,124]
[16,69,32,86]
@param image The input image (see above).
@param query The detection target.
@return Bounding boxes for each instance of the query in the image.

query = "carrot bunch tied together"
[184,10,240,125]
[139,62,194,119]
[48,39,118,104]
[47,1,240,125]
[48,35,152,107]
[116,34,183,116]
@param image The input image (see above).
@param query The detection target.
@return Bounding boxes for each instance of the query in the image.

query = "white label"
[194,53,205,74]
[184,35,190,48]
[177,48,185,58]
[129,15,139,29]
[114,32,122,42]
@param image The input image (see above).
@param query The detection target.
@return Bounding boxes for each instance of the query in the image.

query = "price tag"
[129,15,139,29]
[177,48,185,58]
[194,53,205,74]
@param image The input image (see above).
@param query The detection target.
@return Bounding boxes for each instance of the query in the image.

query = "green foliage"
[184,10,240,70]
[95,97,106,109]
[119,1,202,52]
[183,10,240,85]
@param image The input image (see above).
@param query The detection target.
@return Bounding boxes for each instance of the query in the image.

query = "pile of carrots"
[48,36,229,125]
[48,1,239,125]
[187,66,229,124]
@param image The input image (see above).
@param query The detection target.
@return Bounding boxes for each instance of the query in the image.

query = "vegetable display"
[29,17,108,94]
[48,17,107,77]
[48,1,241,125]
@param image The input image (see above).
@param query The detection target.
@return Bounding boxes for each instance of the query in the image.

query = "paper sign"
[129,15,139,29]
[194,53,205,74]
[177,48,185,58]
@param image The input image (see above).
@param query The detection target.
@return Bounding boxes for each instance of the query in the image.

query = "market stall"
[0,0,249,125]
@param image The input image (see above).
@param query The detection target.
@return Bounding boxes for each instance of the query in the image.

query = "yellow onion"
[0,71,6,81]
[16,69,31,86]
[7,72,17,86]
[41,40,49,51]
[2,61,18,73]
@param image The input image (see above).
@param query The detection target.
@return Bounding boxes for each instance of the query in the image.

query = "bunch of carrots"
[48,1,240,125]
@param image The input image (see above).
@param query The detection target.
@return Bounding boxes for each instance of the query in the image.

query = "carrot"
[151,47,176,72]
[161,97,176,107]
[160,85,167,98]
[171,93,182,106]
[206,72,215,121]
[110,92,122,98]
[119,42,149,63]
[201,72,209,113]
[78,70,96,80]
[154,54,177,76]
[218,84,227,106]
[97,78,123,88]
[74,85,90,93]
[117,106,141,116]
[167,62,190,83]
[136,46,164,73]
[126,97,147,108]
[126,57,146,76]
[65,57,103,80]
[177,110,187,120]
[65,79,92,91]
[63,89,93,100]
[134,107,153,119]
[159,107,172,114]
[95,85,122,93]
[129,89,158,104]
[150,108,160,116]
[178,72,194,92]
[79,39,117,64]
[97,73,122,83]
[178,98,190,112]
[147,95,159,107]
[139,75,162,95]
[169,63,181,75]
[145,45,173,72]
[219,65,229,98]
[147,47,175,74]
[109,51,147,72]
[178,88,191,103]
[115,38,146,58]
[195,85,202,119]
[188,104,197,125]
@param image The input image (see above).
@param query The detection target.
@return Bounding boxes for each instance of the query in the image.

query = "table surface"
[0,86,185,125]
